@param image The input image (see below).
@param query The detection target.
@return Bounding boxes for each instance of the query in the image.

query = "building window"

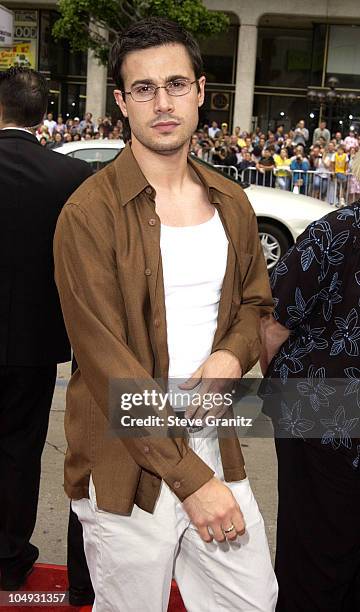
[253,94,310,133]
[326,25,360,90]
[39,10,87,78]
[256,27,325,89]
[199,21,238,85]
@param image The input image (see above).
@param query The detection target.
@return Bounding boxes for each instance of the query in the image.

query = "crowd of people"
[190,119,360,205]
[38,111,360,206]
[36,111,125,147]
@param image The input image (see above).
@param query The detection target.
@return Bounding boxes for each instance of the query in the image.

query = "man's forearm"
[260,315,290,375]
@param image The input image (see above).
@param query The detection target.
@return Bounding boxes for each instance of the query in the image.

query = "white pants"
[72,430,278,612]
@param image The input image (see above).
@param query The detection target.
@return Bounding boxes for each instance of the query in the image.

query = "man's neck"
[131,137,192,194]
[0,122,32,133]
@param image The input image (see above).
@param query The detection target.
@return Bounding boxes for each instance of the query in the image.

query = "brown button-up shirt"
[54,143,273,514]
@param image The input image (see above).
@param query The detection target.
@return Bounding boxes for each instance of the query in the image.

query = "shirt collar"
[1,126,33,134]
[114,142,234,206]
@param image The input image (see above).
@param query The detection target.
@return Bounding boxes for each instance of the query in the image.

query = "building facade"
[2,0,360,134]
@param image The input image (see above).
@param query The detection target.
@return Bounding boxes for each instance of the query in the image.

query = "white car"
[55,140,331,269]
[54,139,125,173]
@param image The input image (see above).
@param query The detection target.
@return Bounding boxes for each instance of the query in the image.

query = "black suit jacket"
[0,129,93,366]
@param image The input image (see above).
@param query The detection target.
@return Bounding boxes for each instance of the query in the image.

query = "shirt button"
[145,186,153,195]
[148,218,156,226]
[154,318,161,328]
[144,268,152,276]
[173,481,181,490]
[143,446,150,454]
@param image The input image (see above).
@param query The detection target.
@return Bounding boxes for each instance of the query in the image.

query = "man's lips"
[152,121,179,132]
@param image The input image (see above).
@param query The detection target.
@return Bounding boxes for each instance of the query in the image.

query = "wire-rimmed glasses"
[124,79,197,102]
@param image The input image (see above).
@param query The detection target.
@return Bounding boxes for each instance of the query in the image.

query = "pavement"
[32,362,278,565]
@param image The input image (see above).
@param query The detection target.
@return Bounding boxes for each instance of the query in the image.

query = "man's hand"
[178,350,242,420]
[183,477,245,543]
[260,315,290,375]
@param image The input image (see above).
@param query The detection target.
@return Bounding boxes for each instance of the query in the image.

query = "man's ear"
[197,76,206,108]
[114,90,128,118]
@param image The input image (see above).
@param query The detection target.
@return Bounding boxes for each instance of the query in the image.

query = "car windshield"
[69,148,121,172]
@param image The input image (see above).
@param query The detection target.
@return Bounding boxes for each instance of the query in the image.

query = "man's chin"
[135,133,190,155]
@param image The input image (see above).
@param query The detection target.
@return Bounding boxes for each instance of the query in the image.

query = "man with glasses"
[54,17,277,611]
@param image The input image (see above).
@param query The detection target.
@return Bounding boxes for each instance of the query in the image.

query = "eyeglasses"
[124,79,197,102]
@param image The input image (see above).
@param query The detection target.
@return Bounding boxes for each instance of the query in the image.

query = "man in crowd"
[70,117,81,136]
[312,120,331,145]
[256,147,276,187]
[0,67,92,590]
[54,17,277,612]
[293,119,309,148]
[260,153,360,610]
[208,119,220,139]
[334,130,343,146]
[43,111,57,136]
[79,111,94,134]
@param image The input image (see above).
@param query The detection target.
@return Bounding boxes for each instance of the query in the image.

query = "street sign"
[0,5,14,47]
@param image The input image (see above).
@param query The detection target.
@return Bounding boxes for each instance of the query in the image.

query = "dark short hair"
[0,67,48,127]
[110,17,203,91]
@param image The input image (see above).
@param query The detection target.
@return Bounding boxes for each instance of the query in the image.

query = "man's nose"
[153,87,175,113]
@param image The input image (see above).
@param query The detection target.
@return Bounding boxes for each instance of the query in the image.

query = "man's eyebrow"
[128,75,192,88]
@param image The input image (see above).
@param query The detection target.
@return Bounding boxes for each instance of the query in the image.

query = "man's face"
[47,113,53,121]
[114,43,205,154]
[320,122,326,129]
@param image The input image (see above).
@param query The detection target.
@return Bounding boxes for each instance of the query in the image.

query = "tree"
[53,0,230,65]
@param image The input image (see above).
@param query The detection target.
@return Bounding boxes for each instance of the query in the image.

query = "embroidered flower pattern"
[321,406,359,450]
[279,400,315,439]
[330,308,360,357]
[297,366,336,412]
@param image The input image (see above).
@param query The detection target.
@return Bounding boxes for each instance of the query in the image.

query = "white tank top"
[160,208,228,381]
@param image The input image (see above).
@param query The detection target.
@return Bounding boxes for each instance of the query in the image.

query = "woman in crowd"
[348,146,360,203]
[274,148,291,191]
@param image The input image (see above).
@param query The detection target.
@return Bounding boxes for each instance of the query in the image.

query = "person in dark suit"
[0,66,92,591]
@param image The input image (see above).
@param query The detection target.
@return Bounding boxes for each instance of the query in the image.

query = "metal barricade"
[213,165,239,181]
[211,161,356,205]
[236,166,355,205]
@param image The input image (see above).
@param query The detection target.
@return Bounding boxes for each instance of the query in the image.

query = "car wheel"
[258,222,292,271]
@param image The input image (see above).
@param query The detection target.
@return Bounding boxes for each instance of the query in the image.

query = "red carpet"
[0,564,186,611]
